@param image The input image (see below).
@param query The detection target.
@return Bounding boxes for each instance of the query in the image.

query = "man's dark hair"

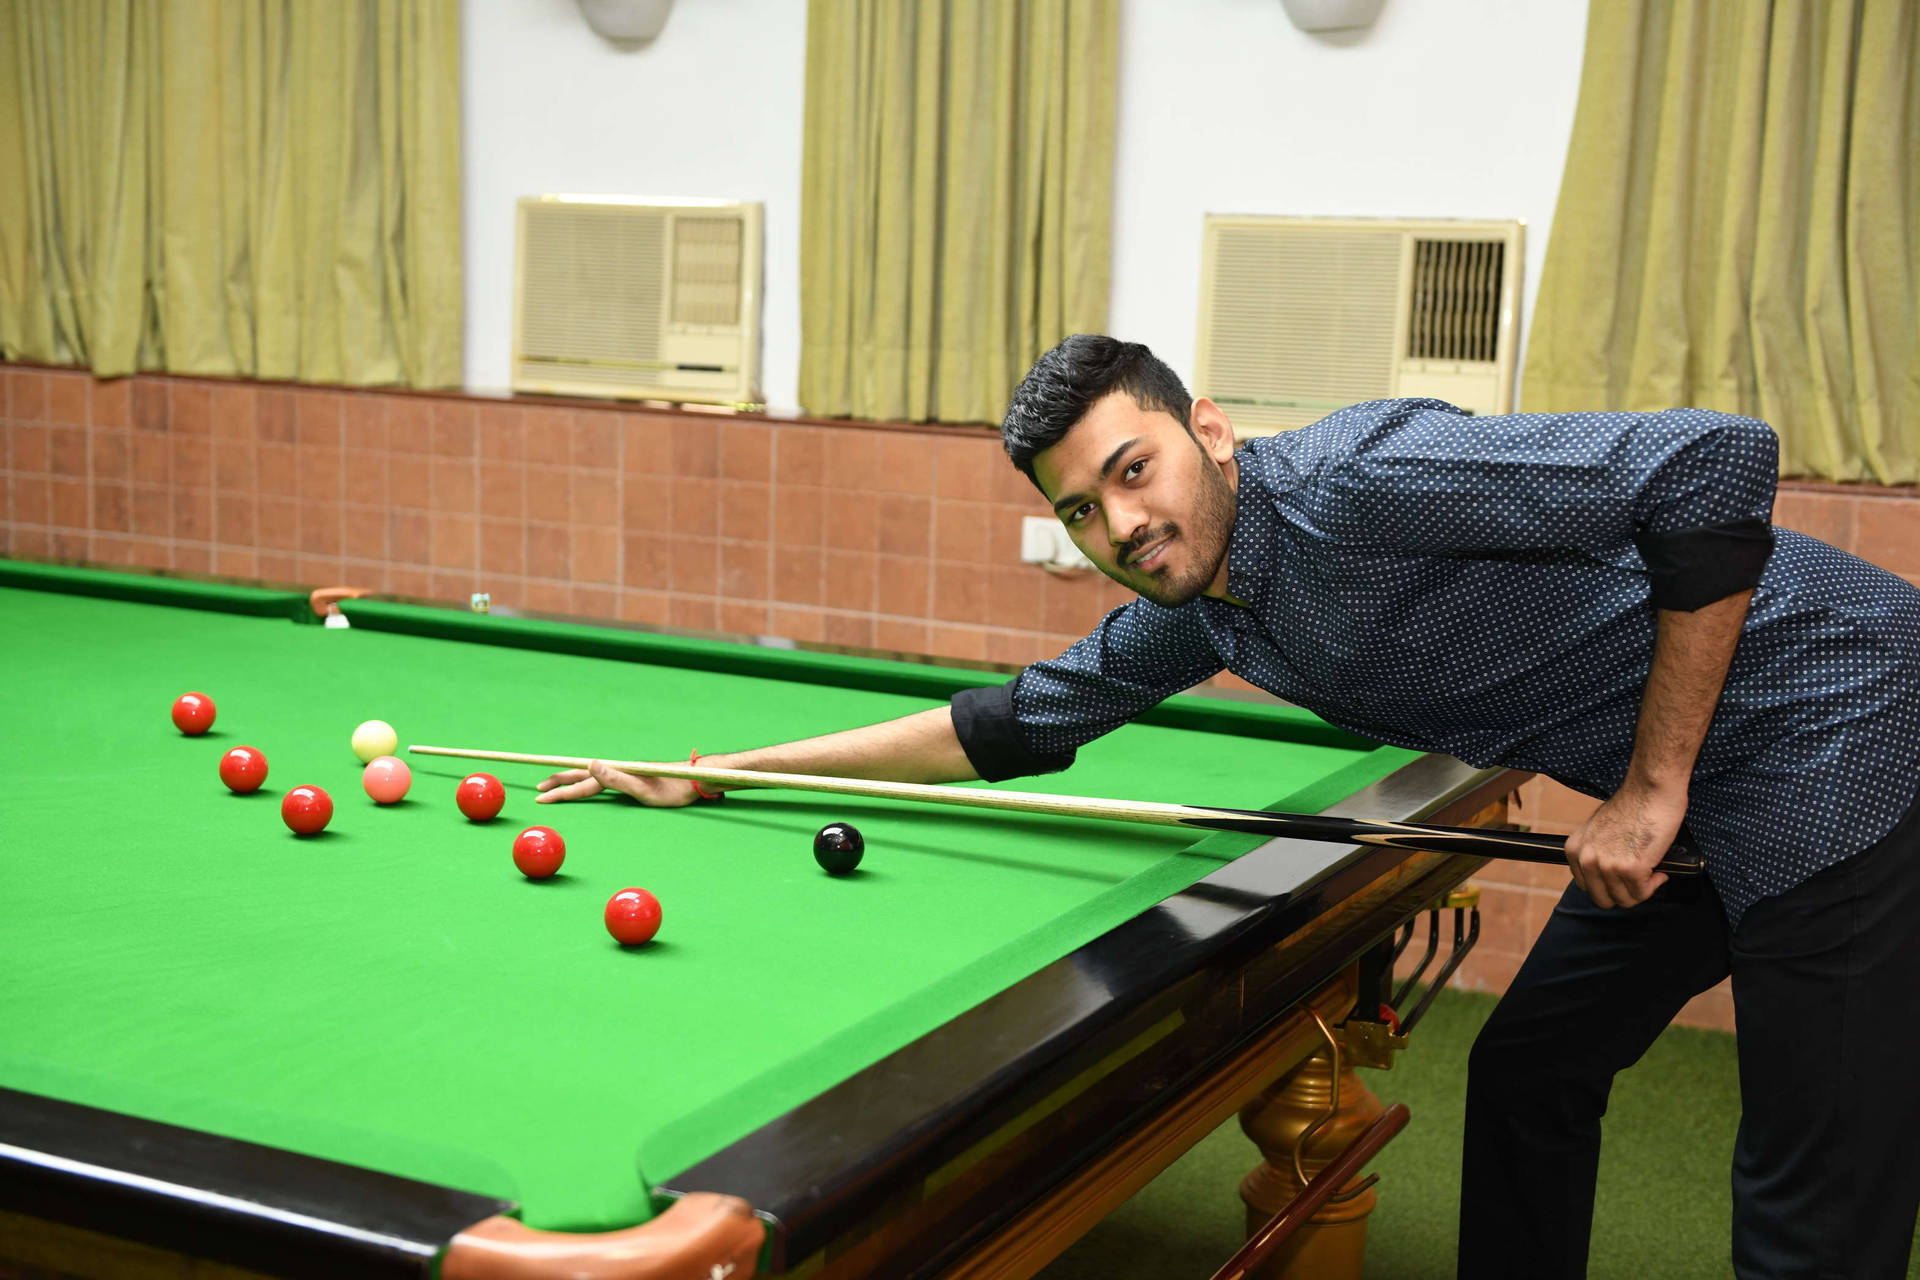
[1001,335,1193,481]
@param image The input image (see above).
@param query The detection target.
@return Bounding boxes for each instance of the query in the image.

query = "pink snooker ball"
[362,755,412,805]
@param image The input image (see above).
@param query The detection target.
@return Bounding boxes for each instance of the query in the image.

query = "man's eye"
[1068,503,1094,524]
[1126,458,1148,479]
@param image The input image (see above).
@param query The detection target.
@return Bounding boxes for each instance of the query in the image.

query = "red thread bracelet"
[688,751,724,802]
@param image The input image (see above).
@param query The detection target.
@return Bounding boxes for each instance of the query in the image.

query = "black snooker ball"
[813,822,865,875]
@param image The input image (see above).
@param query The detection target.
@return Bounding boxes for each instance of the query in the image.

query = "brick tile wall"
[0,368,1135,660]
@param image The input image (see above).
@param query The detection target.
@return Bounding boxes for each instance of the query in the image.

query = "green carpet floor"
[1039,990,1919,1279]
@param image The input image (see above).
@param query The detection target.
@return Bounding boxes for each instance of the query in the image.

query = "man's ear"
[1188,398,1237,462]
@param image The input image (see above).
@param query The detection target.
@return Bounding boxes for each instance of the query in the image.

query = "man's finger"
[1583,858,1620,908]
[1564,835,1586,900]
[537,769,591,793]
[588,759,649,802]
[535,776,603,803]
[1603,858,1657,909]
[1618,862,1665,908]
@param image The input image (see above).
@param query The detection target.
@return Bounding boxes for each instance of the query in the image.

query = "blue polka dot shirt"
[953,399,1920,925]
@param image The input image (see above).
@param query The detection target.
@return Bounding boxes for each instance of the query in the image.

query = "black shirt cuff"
[950,681,1076,782]
[1634,518,1774,611]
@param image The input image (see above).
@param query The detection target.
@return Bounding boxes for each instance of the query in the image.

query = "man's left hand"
[1564,782,1688,908]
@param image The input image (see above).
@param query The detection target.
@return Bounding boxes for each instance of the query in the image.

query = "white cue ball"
[351,719,399,764]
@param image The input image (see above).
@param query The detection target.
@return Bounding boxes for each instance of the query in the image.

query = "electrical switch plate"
[1020,516,1057,564]
[1019,516,1093,570]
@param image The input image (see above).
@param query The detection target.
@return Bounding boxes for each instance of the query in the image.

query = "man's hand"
[1564,781,1688,908]
[535,760,700,807]
[1571,588,1749,908]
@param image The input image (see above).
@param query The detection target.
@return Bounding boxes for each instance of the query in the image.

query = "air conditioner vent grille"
[520,205,666,363]
[672,218,744,327]
[517,359,662,385]
[1409,238,1504,363]
[1201,228,1402,430]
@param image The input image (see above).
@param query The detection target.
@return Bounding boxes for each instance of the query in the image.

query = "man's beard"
[1111,462,1236,609]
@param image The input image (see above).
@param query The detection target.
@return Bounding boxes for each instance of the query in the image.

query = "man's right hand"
[534,759,701,807]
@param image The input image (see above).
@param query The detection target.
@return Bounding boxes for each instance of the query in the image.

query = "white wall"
[1110,0,1590,402]
[461,0,809,400]
[462,0,1589,413]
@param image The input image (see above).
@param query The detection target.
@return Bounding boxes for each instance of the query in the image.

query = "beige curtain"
[0,0,463,388]
[800,0,1118,424]
[1524,1,1919,483]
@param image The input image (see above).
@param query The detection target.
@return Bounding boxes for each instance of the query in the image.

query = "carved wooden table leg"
[1237,1043,1386,1280]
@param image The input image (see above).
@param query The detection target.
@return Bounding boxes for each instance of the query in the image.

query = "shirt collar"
[1217,447,1277,604]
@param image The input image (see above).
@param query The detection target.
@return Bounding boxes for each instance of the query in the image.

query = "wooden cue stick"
[407,745,1705,875]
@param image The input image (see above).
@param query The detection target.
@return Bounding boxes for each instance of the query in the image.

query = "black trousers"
[1458,793,1920,1279]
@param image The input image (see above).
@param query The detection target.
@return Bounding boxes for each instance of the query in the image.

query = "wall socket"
[1020,517,1094,570]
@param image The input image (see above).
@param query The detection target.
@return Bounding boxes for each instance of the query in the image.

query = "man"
[540,335,1920,1278]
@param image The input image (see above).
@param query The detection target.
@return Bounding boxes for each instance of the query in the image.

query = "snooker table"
[0,560,1524,1280]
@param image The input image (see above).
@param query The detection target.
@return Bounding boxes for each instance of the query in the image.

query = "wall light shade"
[1279,0,1387,32]
[577,0,673,42]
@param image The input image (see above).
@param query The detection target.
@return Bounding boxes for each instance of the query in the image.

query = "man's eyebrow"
[1050,437,1145,515]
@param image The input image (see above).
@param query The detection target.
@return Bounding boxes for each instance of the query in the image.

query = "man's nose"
[1107,498,1149,546]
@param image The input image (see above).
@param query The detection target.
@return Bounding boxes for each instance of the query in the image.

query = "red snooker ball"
[281,785,334,836]
[171,692,216,736]
[218,746,269,794]
[456,773,506,822]
[512,826,566,879]
[604,888,661,946]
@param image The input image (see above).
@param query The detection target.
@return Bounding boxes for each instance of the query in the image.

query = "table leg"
[1236,1028,1387,1280]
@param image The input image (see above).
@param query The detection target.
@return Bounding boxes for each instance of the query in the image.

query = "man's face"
[1032,392,1240,608]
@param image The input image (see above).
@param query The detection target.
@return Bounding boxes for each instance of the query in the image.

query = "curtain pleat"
[0,0,462,389]
[800,0,1118,424]
[1524,0,1918,482]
